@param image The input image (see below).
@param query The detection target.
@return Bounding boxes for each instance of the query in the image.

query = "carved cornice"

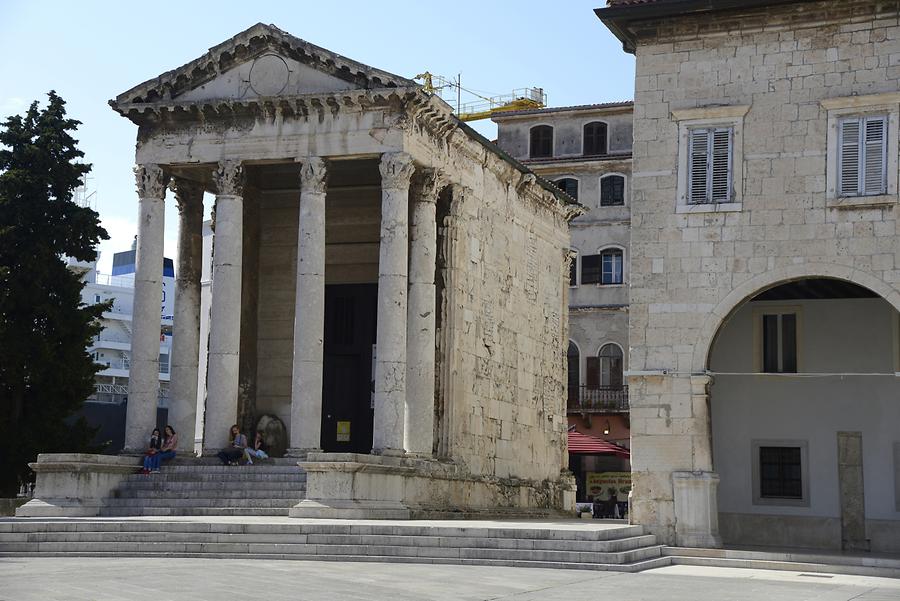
[379,152,415,190]
[213,160,245,197]
[299,157,327,194]
[170,178,205,213]
[134,164,168,199]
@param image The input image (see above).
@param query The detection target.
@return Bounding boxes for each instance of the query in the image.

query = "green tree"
[0,91,110,497]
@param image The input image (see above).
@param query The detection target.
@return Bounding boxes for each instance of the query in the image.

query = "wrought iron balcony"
[567,385,629,414]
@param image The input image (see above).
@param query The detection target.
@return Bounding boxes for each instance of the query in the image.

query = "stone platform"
[0,517,666,571]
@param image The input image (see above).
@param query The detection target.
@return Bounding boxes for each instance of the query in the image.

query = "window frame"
[673,105,748,214]
[751,439,810,507]
[599,173,627,207]
[599,246,625,286]
[529,124,554,159]
[554,177,579,201]
[597,342,625,389]
[752,305,802,374]
[823,93,899,208]
[582,120,609,156]
[837,115,888,198]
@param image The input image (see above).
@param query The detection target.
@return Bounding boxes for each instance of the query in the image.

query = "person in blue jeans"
[147,425,178,473]
[141,428,162,474]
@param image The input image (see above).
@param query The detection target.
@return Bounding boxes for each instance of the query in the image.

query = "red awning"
[567,429,630,458]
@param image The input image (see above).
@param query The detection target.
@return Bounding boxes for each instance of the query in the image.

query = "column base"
[285,447,322,460]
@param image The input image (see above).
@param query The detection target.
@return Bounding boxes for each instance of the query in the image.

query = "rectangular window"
[94,294,101,303]
[569,252,578,287]
[600,176,625,207]
[759,446,803,499]
[688,127,733,204]
[839,115,887,197]
[762,312,797,373]
[601,251,623,285]
[581,254,602,285]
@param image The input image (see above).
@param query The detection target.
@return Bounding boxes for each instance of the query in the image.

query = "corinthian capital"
[299,157,328,194]
[379,152,415,190]
[213,160,245,197]
[170,178,205,214]
[412,168,448,204]
[134,164,168,199]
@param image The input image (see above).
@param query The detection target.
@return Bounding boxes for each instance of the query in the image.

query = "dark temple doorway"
[321,284,378,453]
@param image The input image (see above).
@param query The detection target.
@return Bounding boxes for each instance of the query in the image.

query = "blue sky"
[1,0,634,271]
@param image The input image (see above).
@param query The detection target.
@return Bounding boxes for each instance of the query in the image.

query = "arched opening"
[707,277,900,552]
[600,174,625,207]
[583,121,608,156]
[554,177,578,201]
[529,125,553,158]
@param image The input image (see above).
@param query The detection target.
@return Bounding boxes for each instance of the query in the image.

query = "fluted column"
[124,164,168,452]
[404,170,444,457]
[372,152,415,455]
[168,178,204,453]
[202,160,245,453]
[287,157,328,457]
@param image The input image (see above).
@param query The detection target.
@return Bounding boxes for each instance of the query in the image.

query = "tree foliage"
[0,92,110,496]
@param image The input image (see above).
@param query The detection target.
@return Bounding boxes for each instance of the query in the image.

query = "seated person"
[217,424,248,466]
[243,431,269,465]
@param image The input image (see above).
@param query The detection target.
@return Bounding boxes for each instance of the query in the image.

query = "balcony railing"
[99,359,169,375]
[567,385,629,413]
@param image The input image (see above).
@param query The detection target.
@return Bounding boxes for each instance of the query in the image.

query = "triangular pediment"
[111,23,416,108]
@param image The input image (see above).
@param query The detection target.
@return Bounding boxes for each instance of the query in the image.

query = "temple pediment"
[110,23,416,114]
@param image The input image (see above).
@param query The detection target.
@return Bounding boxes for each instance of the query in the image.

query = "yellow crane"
[414,72,547,122]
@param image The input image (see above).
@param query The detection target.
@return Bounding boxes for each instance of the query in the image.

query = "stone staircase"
[0,519,667,571]
[98,459,306,517]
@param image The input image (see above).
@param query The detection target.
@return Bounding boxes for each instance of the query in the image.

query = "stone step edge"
[665,553,900,579]
[662,546,900,569]
[0,522,644,542]
[0,534,661,553]
[0,551,672,572]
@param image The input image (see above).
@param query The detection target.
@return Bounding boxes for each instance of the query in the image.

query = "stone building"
[598,0,900,552]
[493,104,634,500]
[103,23,578,517]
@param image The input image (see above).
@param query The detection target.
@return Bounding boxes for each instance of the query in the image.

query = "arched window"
[530,125,553,158]
[600,175,625,206]
[583,121,608,156]
[598,344,624,389]
[567,341,580,404]
[554,177,578,201]
[600,248,623,285]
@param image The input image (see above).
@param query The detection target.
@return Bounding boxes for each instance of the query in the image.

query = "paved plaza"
[2,558,899,601]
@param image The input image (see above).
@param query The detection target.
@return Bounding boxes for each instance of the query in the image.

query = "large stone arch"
[692,262,900,372]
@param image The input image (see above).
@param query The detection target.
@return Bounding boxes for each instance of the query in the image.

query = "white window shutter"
[689,128,710,203]
[839,118,861,196]
[711,128,732,202]
[863,116,887,195]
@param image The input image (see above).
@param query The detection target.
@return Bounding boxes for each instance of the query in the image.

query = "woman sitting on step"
[140,428,162,474]
[243,431,269,465]
[217,424,248,466]
[145,426,178,474]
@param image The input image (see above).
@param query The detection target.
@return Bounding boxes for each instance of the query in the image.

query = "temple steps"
[99,463,307,517]
[0,520,668,572]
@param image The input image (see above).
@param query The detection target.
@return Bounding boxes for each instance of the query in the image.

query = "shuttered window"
[530,125,553,158]
[839,115,887,197]
[554,178,578,200]
[600,175,625,206]
[584,122,608,156]
[688,127,733,204]
[569,250,578,286]
[581,254,602,285]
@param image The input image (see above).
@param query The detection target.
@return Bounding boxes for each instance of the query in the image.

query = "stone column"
[690,374,714,471]
[168,178,204,453]
[287,157,328,457]
[202,160,245,453]
[372,152,415,455]
[404,170,444,457]
[124,164,168,452]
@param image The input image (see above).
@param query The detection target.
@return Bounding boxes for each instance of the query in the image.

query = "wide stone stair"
[98,459,306,517]
[0,520,668,572]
